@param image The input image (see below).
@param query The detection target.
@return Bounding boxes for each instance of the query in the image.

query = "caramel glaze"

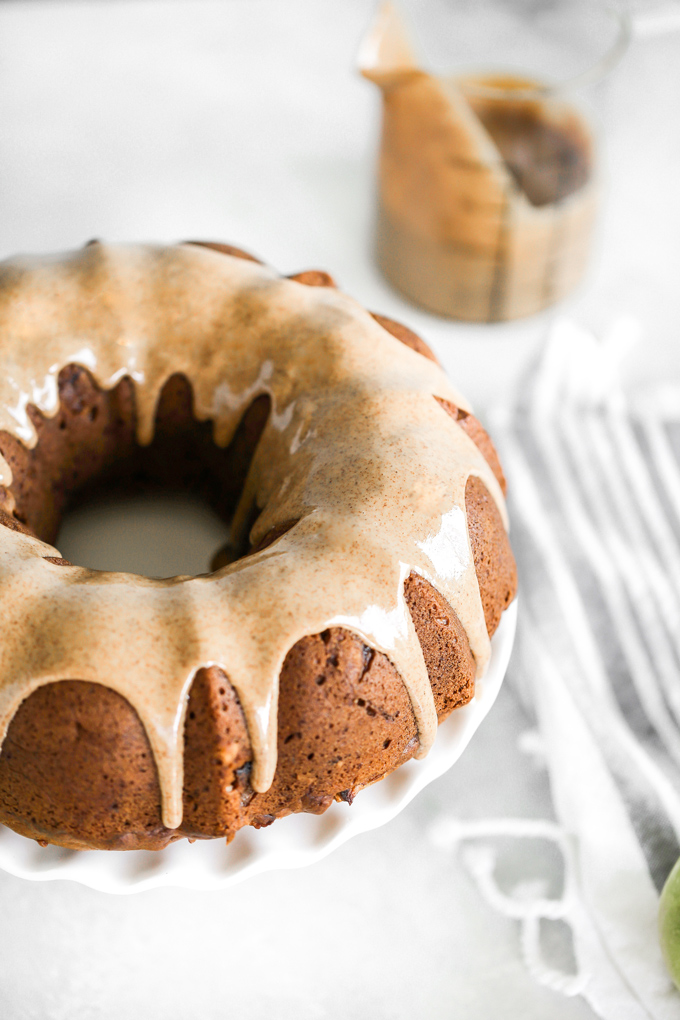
[0,243,508,832]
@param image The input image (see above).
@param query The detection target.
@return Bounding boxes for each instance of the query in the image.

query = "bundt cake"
[0,241,516,851]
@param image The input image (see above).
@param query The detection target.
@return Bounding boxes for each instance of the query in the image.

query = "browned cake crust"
[371,312,440,364]
[287,269,337,288]
[0,245,516,851]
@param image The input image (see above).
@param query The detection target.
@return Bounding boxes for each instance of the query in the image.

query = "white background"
[0,1,678,1017]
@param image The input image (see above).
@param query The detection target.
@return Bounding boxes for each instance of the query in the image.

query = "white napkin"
[433,320,680,1019]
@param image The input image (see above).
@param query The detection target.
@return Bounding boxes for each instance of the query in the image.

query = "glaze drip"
[0,243,507,829]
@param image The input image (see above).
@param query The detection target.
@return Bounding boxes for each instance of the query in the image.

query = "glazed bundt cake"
[0,241,516,851]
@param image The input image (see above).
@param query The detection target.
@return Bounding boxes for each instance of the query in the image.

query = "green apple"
[659,856,680,988]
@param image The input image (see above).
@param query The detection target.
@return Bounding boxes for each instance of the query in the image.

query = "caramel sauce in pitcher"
[466,76,593,207]
[361,7,597,322]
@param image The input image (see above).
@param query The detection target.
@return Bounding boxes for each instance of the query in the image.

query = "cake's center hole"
[57,491,231,578]
[16,369,272,579]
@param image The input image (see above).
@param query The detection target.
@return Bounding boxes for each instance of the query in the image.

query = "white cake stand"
[0,601,517,894]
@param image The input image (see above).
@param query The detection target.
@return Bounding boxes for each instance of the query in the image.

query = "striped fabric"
[491,321,680,1018]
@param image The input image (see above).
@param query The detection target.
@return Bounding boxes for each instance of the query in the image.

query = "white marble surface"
[0,1,678,1016]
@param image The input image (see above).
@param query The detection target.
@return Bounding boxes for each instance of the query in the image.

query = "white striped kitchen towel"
[433,319,680,1019]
